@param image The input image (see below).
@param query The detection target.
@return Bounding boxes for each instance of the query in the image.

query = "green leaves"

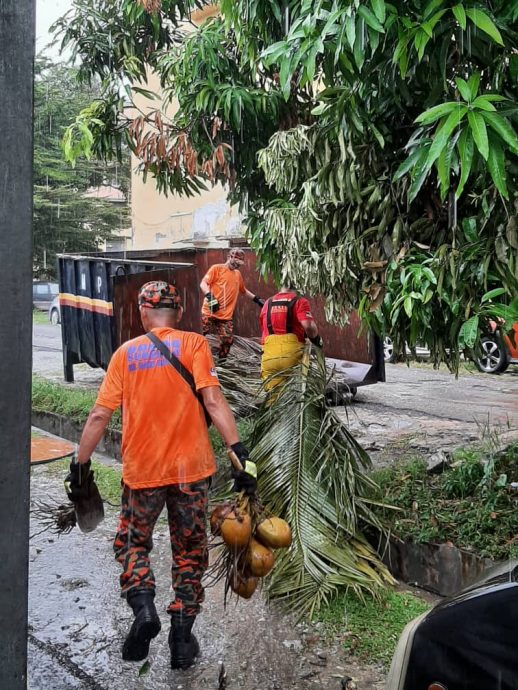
[260,1,390,99]
[425,107,466,169]
[465,7,504,46]
[456,126,474,198]
[487,136,508,198]
[452,4,466,29]
[455,76,473,102]
[402,67,518,202]
[251,354,394,615]
[458,315,479,349]
[437,136,455,198]
[483,112,518,154]
[415,101,459,125]
[458,289,517,351]
[370,0,386,24]
[138,660,151,677]
[481,288,507,303]
[467,110,488,160]
[358,5,385,33]
[390,260,438,331]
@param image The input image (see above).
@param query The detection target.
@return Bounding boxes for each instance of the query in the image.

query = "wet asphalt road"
[344,361,518,466]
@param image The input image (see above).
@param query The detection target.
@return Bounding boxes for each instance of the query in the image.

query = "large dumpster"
[57,248,384,388]
[57,254,195,381]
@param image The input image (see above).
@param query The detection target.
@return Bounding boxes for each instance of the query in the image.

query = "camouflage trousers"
[113,479,209,617]
[201,314,234,360]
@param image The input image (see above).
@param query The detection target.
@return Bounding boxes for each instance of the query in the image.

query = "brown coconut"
[210,504,233,535]
[247,538,275,577]
[220,509,252,548]
[230,572,258,599]
[256,517,292,549]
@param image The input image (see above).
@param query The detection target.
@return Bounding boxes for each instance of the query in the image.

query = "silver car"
[33,281,58,312]
[48,295,61,325]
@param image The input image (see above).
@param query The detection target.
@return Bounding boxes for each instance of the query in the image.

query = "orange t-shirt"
[201,264,246,320]
[95,327,219,489]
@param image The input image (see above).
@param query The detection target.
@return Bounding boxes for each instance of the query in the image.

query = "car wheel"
[50,309,59,326]
[475,336,509,374]
[384,336,395,362]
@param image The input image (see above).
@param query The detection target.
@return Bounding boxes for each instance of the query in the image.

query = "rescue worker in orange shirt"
[260,285,323,390]
[65,281,257,670]
[200,247,264,361]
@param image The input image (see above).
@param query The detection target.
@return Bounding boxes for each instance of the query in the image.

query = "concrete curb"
[382,538,495,596]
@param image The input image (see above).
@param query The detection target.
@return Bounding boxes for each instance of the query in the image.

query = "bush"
[372,444,518,560]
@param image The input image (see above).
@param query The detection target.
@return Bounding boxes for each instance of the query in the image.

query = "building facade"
[129,4,244,252]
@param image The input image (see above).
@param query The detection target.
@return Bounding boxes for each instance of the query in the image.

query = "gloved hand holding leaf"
[228,442,257,495]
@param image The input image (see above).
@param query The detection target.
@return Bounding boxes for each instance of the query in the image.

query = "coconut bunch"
[249,348,395,617]
[207,492,292,603]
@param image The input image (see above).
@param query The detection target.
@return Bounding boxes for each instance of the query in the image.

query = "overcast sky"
[36,0,72,59]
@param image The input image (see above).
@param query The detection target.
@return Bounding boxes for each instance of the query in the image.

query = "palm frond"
[250,349,395,615]
[212,336,264,417]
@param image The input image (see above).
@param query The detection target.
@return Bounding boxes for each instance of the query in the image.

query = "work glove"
[205,291,220,314]
[230,442,257,496]
[309,334,324,348]
[64,457,94,503]
[253,295,265,308]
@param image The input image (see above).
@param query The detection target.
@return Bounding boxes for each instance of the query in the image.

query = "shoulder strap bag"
[146,332,212,427]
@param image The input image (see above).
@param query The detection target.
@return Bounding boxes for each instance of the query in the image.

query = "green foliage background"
[53,0,518,366]
[33,58,129,278]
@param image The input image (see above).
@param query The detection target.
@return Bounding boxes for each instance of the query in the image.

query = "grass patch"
[372,443,518,560]
[32,310,49,325]
[391,359,482,376]
[32,376,121,429]
[92,462,123,504]
[316,589,430,666]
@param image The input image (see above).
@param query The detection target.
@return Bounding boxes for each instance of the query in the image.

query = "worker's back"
[260,291,312,343]
[96,327,218,488]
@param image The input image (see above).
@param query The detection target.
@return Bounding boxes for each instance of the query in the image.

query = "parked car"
[387,560,518,690]
[48,295,61,325]
[383,336,429,363]
[33,281,58,312]
[475,322,518,374]
[384,322,518,374]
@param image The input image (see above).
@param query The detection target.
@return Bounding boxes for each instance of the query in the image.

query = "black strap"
[266,296,300,335]
[146,332,211,426]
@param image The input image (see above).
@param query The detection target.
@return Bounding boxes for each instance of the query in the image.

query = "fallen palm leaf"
[249,348,395,617]
[211,335,264,417]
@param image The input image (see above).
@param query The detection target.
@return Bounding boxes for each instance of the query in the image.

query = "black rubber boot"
[122,590,161,662]
[169,613,199,670]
